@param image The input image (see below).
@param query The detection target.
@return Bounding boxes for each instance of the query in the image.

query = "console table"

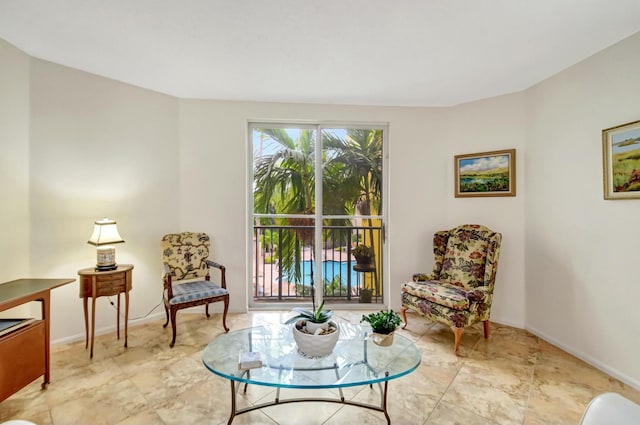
[78,264,133,358]
[0,278,75,402]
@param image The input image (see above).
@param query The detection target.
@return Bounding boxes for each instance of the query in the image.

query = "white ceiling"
[1,0,639,107]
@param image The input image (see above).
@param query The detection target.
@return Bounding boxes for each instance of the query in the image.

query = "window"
[250,123,386,308]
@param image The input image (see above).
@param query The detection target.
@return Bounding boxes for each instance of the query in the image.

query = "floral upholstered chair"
[401,224,501,354]
[161,232,229,347]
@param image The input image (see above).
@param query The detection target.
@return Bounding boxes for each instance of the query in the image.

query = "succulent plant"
[285,301,333,325]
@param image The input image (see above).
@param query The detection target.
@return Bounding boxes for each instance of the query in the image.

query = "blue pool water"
[286,260,361,286]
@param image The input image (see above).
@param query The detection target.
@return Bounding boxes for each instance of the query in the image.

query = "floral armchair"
[401,224,501,353]
[161,232,229,347]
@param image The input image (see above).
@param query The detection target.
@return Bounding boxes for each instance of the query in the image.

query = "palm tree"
[322,129,383,296]
[253,127,383,301]
[254,128,315,215]
[322,129,382,216]
[253,128,316,291]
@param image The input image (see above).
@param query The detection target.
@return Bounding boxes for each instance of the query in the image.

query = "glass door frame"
[247,120,389,310]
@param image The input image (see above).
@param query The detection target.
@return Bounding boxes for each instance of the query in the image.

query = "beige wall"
[0,39,30,282]
[28,59,180,341]
[442,93,527,327]
[0,30,638,388]
[526,31,640,387]
[177,97,526,327]
[177,100,455,314]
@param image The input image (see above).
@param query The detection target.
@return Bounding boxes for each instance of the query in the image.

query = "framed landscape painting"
[602,120,640,200]
[454,149,516,197]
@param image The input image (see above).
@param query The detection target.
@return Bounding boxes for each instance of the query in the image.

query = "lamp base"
[95,264,118,272]
[95,246,117,272]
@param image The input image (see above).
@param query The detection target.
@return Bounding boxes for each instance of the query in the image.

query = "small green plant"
[361,310,402,334]
[285,301,334,325]
[323,276,344,295]
[353,244,374,258]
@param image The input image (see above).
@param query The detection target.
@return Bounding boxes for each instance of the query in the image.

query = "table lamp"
[87,218,125,271]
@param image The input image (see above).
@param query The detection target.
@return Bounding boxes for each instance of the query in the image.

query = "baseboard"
[526,324,640,391]
[490,317,525,329]
[52,311,166,346]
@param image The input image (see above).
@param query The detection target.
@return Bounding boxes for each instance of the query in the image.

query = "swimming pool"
[285,260,361,286]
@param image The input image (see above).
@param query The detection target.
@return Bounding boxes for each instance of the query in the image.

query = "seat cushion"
[439,225,490,288]
[167,281,228,305]
[401,280,472,311]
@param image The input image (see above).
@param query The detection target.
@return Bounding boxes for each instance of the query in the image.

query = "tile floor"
[1,311,639,425]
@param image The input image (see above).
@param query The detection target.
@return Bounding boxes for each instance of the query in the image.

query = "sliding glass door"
[250,123,386,308]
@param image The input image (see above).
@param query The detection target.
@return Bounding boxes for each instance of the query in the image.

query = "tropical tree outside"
[323,129,383,296]
[322,128,382,217]
[253,128,316,287]
[252,125,384,304]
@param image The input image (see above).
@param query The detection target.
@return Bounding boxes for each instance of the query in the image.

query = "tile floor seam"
[520,338,541,425]
[127,375,166,425]
[423,350,467,425]
[320,404,345,425]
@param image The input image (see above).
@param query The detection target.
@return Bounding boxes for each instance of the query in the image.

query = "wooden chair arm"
[163,264,174,299]
[207,260,227,289]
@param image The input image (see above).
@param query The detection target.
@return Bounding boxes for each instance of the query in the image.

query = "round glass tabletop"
[202,322,421,389]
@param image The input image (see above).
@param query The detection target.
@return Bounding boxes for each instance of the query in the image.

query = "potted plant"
[358,287,373,303]
[285,301,340,357]
[352,244,375,271]
[353,244,374,263]
[361,310,402,346]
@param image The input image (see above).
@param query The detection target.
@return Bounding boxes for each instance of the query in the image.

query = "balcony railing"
[253,224,383,304]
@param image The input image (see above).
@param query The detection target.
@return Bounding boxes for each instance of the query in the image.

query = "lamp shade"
[87,218,124,246]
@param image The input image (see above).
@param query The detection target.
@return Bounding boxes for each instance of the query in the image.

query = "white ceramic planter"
[371,331,394,346]
[292,320,340,358]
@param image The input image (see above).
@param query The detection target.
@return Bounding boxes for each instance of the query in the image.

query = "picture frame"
[454,149,516,197]
[602,120,640,200]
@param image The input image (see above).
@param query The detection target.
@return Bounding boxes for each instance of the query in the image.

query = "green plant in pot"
[353,244,375,271]
[285,301,334,332]
[361,310,402,346]
[353,244,374,263]
[285,301,339,357]
[359,287,373,303]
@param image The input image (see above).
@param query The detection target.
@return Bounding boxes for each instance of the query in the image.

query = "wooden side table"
[78,264,133,358]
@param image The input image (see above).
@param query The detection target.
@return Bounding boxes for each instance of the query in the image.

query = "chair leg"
[483,320,490,338]
[222,296,230,333]
[162,301,169,328]
[169,308,178,348]
[205,302,210,318]
[450,326,464,354]
[400,306,408,329]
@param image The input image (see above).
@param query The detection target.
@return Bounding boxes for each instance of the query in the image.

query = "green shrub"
[361,310,402,334]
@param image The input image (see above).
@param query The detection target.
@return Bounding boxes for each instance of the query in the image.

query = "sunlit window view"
[251,125,384,306]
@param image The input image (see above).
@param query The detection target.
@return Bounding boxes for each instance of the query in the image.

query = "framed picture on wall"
[454,149,516,197]
[602,120,640,200]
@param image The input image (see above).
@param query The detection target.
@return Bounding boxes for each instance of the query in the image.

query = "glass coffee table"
[202,322,421,425]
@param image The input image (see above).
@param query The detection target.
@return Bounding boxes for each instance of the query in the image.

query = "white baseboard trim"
[526,324,640,391]
[490,317,525,329]
[52,311,166,346]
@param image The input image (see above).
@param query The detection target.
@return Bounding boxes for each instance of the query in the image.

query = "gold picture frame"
[454,149,516,197]
[602,120,640,200]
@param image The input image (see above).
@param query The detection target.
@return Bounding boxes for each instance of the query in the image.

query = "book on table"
[238,351,262,370]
